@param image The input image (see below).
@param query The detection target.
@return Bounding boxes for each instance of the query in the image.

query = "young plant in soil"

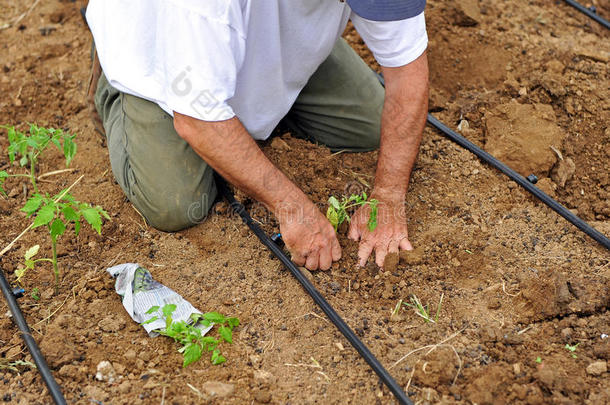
[20,190,109,290]
[0,124,76,194]
[402,293,444,323]
[143,304,240,367]
[326,192,378,232]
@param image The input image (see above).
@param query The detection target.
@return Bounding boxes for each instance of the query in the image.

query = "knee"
[136,187,217,232]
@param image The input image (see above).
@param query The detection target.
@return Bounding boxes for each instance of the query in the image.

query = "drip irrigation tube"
[0,268,67,405]
[426,114,610,251]
[215,175,414,405]
[562,0,610,29]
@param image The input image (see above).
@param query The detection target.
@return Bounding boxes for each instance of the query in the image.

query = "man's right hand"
[174,114,341,271]
[278,200,341,271]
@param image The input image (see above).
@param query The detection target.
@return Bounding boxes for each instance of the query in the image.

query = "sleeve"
[87,0,246,122]
[158,4,246,121]
[350,11,428,68]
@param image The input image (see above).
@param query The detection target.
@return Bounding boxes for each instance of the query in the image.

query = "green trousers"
[95,38,385,232]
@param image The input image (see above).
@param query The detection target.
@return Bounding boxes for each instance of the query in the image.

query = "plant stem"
[51,237,58,293]
[29,155,37,193]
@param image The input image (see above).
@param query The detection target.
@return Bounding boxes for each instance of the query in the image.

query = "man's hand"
[174,113,341,271]
[351,51,428,267]
[348,196,412,268]
[279,200,341,271]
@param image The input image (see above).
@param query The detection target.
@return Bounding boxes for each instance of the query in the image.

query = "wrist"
[371,186,405,204]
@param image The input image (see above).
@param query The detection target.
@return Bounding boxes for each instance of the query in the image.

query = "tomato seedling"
[20,190,109,291]
[143,304,239,367]
[1,124,76,194]
[326,192,378,232]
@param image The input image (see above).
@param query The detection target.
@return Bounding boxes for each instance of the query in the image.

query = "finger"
[358,239,375,267]
[388,239,400,254]
[375,240,390,268]
[319,244,332,271]
[331,235,342,261]
[399,237,413,251]
[291,251,306,266]
[348,220,361,241]
[305,250,319,271]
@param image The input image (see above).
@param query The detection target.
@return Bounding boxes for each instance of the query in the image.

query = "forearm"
[173,113,309,220]
[374,51,429,201]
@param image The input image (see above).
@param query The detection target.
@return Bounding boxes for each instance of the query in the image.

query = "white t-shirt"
[86,0,427,140]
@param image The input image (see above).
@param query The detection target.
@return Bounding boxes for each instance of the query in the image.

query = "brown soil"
[1,1,608,404]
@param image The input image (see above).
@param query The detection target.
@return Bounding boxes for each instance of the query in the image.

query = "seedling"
[21,190,109,290]
[402,293,444,323]
[565,343,579,358]
[14,245,52,285]
[326,192,378,232]
[31,287,40,301]
[0,359,36,372]
[1,124,76,194]
[535,357,542,364]
[143,304,239,367]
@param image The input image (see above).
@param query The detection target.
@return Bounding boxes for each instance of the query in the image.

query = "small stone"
[95,361,116,383]
[518,87,527,96]
[124,349,137,361]
[586,361,607,376]
[117,381,131,394]
[202,381,235,398]
[335,342,344,351]
[254,390,272,403]
[560,327,573,341]
[253,370,276,384]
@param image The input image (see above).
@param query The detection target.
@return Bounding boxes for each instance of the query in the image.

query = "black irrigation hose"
[426,114,610,251]
[0,269,67,405]
[215,175,414,405]
[562,0,610,29]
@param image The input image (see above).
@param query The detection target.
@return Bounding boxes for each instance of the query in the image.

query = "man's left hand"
[348,196,413,268]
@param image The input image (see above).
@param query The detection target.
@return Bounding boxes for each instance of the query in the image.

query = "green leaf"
[0,171,7,180]
[62,206,79,222]
[162,304,177,318]
[19,155,28,167]
[81,207,102,234]
[63,134,77,167]
[326,206,338,230]
[211,349,226,365]
[183,344,202,367]
[367,202,378,232]
[21,195,43,215]
[218,326,233,343]
[226,317,240,329]
[141,316,159,325]
[24,245,40,261]
[145,306,160,314]
[328,196,341,210]
[32,204,55,228]
[203,312,225,324]
[74,220,81,236]
[50,219,66,238]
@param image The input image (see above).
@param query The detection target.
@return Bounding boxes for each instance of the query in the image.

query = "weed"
[565,343,579,358]
[31,287,40,301]
[0,359,36,372]
[1,124,76,194]
[402,293,444,323]
[20,190,109,290]
[326,192,378,232]
[143,304,239,367]
[535,356,542,364]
